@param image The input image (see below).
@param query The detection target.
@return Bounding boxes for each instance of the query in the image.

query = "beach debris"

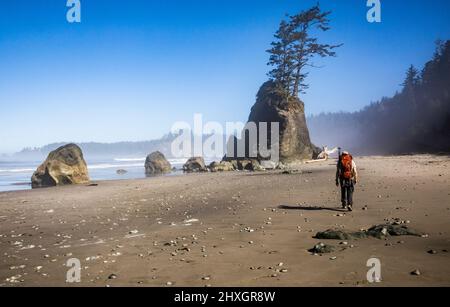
[108,274,117,280]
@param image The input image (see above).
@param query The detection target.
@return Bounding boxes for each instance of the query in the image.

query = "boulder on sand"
[31,143,90,188]
[183,157,207,172]
[145,151,172,175]
[208,161,235,172]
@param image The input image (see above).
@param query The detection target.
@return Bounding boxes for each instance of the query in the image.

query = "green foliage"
[308,40,450,154]
[267,5,342,98]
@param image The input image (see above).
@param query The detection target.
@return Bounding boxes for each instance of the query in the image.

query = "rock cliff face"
[31,144,90,188]
[227,81,319,163]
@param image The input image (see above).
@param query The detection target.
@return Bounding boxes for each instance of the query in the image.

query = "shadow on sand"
[278,204,347,213]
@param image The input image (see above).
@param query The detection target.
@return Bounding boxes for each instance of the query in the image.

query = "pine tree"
[402,65,419,90]
[267,19,295,94]
[266,5,341,98]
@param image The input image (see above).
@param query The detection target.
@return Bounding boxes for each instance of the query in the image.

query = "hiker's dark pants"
[340,179,354,206]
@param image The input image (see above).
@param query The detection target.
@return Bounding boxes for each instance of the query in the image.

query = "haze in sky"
[1,0,450,153]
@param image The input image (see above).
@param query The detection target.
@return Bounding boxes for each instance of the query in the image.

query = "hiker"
[336,150,358,211]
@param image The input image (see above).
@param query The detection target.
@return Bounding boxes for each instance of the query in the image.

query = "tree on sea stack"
[267,4,342,98]
[242,5,341,163]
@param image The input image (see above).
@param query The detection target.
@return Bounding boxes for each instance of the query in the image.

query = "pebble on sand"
[411,269,421,276]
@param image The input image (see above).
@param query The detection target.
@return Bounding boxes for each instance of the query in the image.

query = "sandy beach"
[0,154,449,287]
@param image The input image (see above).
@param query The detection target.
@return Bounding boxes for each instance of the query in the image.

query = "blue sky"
[0,0,449,153]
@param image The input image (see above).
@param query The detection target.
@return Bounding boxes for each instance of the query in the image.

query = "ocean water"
[0,157,191,193]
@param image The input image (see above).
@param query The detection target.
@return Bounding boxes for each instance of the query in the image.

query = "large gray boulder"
[31,143,90,188]
[145,151,172,175]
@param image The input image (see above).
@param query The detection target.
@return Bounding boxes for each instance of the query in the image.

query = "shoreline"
[0,154,449,286]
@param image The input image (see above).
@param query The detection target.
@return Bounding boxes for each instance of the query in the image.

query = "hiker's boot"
[348,204,353,212]
[342,202,347,210]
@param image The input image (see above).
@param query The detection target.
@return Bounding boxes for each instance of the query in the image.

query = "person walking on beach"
[336,149,358,211]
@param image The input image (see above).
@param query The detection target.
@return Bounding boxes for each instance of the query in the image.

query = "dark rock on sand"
[31,143,90,188]
[183,157,207,173]
[366,224,422,239]
[315,224,421,241]
[308,243,336,254]
[145,151,172,175]
[315,229,367,241]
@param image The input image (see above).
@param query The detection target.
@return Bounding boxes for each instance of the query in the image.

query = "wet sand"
[0,155,449,287]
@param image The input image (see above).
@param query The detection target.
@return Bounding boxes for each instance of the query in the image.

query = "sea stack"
[232,81,320,163]
[31,143,90,188]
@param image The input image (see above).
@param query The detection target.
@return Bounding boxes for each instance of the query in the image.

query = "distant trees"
[267,5,342,98]
[308,40,450,155]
